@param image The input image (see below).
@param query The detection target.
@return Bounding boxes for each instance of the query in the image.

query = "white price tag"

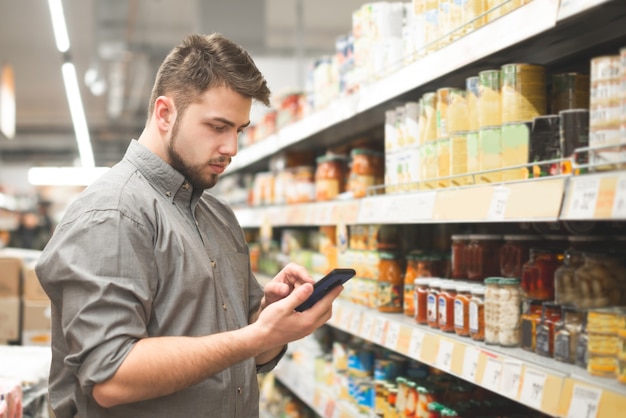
[360,313,376,340]
[435,339,454,372]
[372,317,388,345]
[612,173,626,218]
[567,176,600,219]
[566,384,602,418]
[500,360,523,399]
[385,322,401,350]
[519,368,547,409]
[487,186,510,220]
[413,191,437,220]
[385,192,436,222]
[462,346,480,382]
[481,356,502,392]
[408,329,425,360]
[349,310,362,334]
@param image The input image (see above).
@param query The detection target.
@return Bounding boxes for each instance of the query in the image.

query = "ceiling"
[0,0,370,169]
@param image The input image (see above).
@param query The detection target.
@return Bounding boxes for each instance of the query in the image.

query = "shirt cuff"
[256,344,288,374]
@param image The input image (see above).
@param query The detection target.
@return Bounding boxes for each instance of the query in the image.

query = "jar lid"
[350,148,383,157]
[414,278,432,286]
[499,278,520,286]
[469,234,503,240]
[316,154,348,163]
[483,277,502,284]
[379,251,400,260]
[470,286,486,295]
[503,234,538,241]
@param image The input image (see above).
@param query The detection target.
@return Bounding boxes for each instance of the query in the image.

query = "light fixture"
[28,167,110,186]
[62,62,95,168]
[47,0,70,53]
[0,65,16,139]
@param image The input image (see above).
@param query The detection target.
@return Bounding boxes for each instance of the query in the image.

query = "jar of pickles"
[484,278,501,344]
[314,154,348,201]
[554,248,585,306]
[521,299,543,352]
[554,306,585,364]
[521,248,563,301]
[535,302,562,357]
[438,281,458,333]
[498,278,522,347]
[574,252,623,309]
[469,285,486,341]
[377,251,404,313]
[414,278,432,325]
[454,284,473,337]
[451,234,470,279]
[499,234,538,278]
[466,235,503,281]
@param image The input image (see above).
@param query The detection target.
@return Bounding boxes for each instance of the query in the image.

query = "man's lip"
[210,164,226,174]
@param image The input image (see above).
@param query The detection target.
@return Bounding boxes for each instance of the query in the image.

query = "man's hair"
[147,33,271,121]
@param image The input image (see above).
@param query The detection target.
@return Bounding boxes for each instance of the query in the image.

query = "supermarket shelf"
[327,299,626,418]
[233,175,573,227]
[560,171,626,221]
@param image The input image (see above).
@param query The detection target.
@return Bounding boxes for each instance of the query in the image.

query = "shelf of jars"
[326,299,626,418]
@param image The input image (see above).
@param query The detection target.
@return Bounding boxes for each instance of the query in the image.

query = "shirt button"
[165,191,171,197]
[237,387,242,395]
[222,304,227,311]
[182,182,189,190]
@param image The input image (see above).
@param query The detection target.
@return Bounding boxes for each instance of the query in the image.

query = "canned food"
[501,63,547,123]
[478,70,502,128]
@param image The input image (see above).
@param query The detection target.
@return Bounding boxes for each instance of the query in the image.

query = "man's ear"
[154,96,176,132]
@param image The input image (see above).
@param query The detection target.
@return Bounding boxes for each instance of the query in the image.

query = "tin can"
[478,70,502,128]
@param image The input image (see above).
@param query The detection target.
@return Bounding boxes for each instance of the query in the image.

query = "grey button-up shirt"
[36,140,282,418]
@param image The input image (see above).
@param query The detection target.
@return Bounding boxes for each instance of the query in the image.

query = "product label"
[427,294,437,323]
[377,282,402,309]
[554,332,571,362]
[535,326,550,356]
[454,299,464,328]
[315,179,340,201]
[469,302,478,332]
[438,296,447,326]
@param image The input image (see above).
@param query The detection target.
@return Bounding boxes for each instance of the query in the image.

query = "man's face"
[166,85,252,190]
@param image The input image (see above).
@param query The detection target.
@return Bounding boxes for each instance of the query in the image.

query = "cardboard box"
[0,257,21,297]
[0,297,20,343]
[22,262,48,301]
[22,299,51,346]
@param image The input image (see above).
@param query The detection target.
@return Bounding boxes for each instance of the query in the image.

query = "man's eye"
[214,125,226,132]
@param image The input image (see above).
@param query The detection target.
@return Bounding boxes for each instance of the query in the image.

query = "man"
[36,33,343,418]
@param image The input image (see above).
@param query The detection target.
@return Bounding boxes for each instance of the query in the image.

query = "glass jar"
[469,285,486,341]
[414,278,432,325]
[484,277,501,344]
[405,381,418,418]
[314,154,348,201]
[554,248,585,306]
[377,251,404,313]
[574,252,622,309]
[498,278,522,347]
[416,386,440,418]
[427,280,442,328]
[347,148,385,198]
[438,281,457,333]
[451,234,470,279]
[404,252,420,316]
[499,234,538,278]
[454,284,473,337]
[554,306,585,364]
[416,253,445,278]
[286,166,316,204]
[535,302,562,357]
[520,299,543,352]
[466,235,503,281]
[520,248,563,301]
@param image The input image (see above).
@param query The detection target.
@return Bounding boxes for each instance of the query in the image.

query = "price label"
[385,322,401,350]
[408,329,425,360]
[413,191,437,220]
[360,313,376,340]
[519,368,547,409]
[372,317,388,345]
[462,346,480,382]
[481,356,502,392]
[567,176,601,219]
[487,186,511,220]
[566,384,602,418]
[349,310,362,334]
[612,173,626,218]
[435,339,455,372]
[500,360,523,399]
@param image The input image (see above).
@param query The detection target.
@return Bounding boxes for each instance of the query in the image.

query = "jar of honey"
[427,279,442,328]
[377,251,405,313]
[469,285,486,341]
[414,278,432,325]
[454,284,473,337]
[438,281,458,333]
[521,248,564,301]
[314,154,348,201]
[347,148,384,198]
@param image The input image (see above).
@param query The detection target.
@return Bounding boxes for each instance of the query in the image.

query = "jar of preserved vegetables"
[554,306,585,364]
[521,299,543,352]
[484,277,501,344]
[574,252,623,309]
[554,248,585,306]
[535,302,562,357]
[377,251,404,313]
[521,248,563,301]
[498,278,522,347]
[314,154,348,201]
[499,234,538,278]
[469,285,486,341]
[438,281,458,333]
[414,278,432,325]
[347,148,385,198]
[466,235,503,281]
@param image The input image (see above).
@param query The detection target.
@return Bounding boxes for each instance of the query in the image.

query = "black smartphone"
[295,268,356,312]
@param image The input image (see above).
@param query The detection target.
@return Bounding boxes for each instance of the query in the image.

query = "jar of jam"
[314,154,348,201]
[466,235,503,281]
[377,251,404,313]
[554,248,585,306]
[484,277,501,344]
[520,248,563,301]
[535,302,562,357]
[498,278,522,347]
[499,234,538,278]
[427,280,442,328]
[554,306,585,364]
[438,281,458,333]
[404,252,420,316]
[347,148,385,198]
[414,278,432,325]
[469,285,486,341]
[454,284,473,337]
[521,299,543,352]
[451,234,470,279]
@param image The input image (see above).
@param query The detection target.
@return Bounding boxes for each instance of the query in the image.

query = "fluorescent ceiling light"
[62,62,95,168]
[28,167,110,186]
[0,65,16,139]
[47,0,70,52]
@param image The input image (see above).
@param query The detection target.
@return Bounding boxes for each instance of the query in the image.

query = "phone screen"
[295,268,356,312]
